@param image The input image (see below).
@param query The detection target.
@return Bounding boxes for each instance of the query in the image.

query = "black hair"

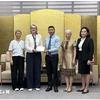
[48,26,55,30]
[79,26,90,38]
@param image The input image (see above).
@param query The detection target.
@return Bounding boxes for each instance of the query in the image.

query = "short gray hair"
[15,30,22,34]
[65,29,72,34]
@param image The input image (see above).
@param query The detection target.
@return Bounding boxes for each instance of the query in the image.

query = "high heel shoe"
[63,89,68,92]
[77,89,84,92]
[82,90,89,94]
[67,89,72,93]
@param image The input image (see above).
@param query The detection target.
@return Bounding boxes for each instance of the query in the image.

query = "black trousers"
[45,54,59,87]
[11,56,24,90]
[26,52,41,89]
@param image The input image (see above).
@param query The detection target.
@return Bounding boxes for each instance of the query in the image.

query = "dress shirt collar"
[49,34,55,38]
[81,37,86,41]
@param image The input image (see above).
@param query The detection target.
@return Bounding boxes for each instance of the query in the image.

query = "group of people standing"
[60,27,94,94]
[8,24,94,94]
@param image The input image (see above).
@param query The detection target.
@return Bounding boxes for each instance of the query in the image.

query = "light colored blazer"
[25,33,42,53]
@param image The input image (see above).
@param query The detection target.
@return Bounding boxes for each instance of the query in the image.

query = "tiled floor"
[0,83,100,99]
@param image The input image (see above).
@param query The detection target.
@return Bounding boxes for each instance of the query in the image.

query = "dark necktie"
[65,41,69,49]
[48,35,52,55]
[33,36,37,49]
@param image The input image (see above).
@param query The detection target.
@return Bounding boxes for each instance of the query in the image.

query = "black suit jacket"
[76,37,94,61]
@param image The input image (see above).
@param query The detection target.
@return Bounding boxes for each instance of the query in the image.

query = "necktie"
[33,36,37,49]
[65,41,69,49]
[48,35,52,55]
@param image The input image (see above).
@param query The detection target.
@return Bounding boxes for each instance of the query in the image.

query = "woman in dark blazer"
[76,27,94,94]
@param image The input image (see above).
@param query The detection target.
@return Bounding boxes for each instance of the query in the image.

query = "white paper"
[36,46,45,52]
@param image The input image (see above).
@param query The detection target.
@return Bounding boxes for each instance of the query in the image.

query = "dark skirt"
[78,51,90,74]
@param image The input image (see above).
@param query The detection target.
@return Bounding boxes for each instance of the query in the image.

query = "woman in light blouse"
[76,27,94,94]
[9,30,25,91]
[25,24,42,91]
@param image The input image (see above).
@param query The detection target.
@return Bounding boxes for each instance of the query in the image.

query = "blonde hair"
[30,24,37,29]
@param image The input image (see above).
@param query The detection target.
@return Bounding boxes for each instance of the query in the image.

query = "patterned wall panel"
[65,14,81,41]
[97,16,100,74]
[0,16,14,58]
[14,14,30,40]
[31,9,65,64]
[81,16,97,65]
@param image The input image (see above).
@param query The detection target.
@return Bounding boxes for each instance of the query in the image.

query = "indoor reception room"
[0,0,100,99]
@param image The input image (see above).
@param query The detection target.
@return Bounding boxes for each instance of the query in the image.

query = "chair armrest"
[1,62,6,71]
[0,63,6,83]
[0,65,2,72]
[92,65,99,84]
